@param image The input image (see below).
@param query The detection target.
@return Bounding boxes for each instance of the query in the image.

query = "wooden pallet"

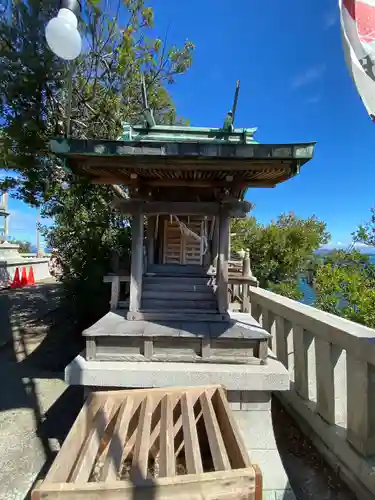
[32,385,262,500]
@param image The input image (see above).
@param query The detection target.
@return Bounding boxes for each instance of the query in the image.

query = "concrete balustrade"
[249,286,375,499]
[0,243,52,288]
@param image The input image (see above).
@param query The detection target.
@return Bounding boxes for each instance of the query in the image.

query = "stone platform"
[83,309,271,364]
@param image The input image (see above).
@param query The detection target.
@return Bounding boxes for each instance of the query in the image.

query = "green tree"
[314,250,375,328]
[8,239,32,253]
[1,0,194,326]
[353,206,375,247]
[231,212,330,299]
[0,0,194,203]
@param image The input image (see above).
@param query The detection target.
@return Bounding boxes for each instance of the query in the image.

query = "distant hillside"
[315,244,375,256]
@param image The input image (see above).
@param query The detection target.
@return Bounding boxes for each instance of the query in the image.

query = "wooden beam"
[212,218,219,268]
[129,211,144,314]
[89,176,276,189]
[112,200,251,217]
[72,155,293,172]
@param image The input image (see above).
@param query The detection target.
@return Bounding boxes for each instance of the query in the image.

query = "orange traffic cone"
[10,268,21,289]
[27,266,35,286]
[20,267,28,287]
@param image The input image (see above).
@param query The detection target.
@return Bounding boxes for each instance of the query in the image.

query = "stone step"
[141,299,218,310]
[144,276,211,285]
[147,264,207,276]
[142,290,215,300]
[127,310,229,322]
[143,283,213,293]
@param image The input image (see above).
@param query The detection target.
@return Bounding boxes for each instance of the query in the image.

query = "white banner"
[339,0,375,120]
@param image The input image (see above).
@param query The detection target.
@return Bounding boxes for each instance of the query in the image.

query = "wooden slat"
[132,395,154,477]
[36,385,260,500]
[173,387,217,458]
[174,410,203,459]
[180,392,203,474]
[34,468,258,500]
[200,391,231,471]
[159,394,176,477]
[121,398,143,461]
[253,464,263,500]
[70,399,116,483]
[102,396,134,480]
[118,388,217,463]
[44,394,104,483]
[213,388,251,469]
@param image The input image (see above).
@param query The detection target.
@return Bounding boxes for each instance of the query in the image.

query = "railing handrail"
[249,286,375,365]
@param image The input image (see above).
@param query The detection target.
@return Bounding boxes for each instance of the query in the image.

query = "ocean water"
[299,255,375,306]
[299,279,316,306]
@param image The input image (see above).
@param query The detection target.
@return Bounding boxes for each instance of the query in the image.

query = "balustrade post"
[242,249,251,277]
[110,275,120,311]
[293,325,312,400]
[275,316,290,368]
[315,338,336,425]
[242,283,250,313]
[346,355,375,457]
[251,300,261,323]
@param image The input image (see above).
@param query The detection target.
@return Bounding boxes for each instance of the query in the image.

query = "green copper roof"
[117,122,259,145]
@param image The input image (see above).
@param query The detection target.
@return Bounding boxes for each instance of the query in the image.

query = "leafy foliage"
[0,0,194,326]
[8,239,32,253]
[231,212,330,299]
[353,206,375,247]
[42,181,131,324]
[314,250,375,328]
[0,0,194,203]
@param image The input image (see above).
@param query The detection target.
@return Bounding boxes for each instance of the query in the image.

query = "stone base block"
[227,390,271,411]
[65,353,290,392]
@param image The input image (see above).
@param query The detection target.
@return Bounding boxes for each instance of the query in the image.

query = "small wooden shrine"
[50,102,315,366]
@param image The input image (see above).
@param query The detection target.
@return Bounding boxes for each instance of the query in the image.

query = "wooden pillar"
[129,211,144,315]
[147,216,156,266]
[217,210,229,313]
[228,225,231,262]
[212,218,219,268]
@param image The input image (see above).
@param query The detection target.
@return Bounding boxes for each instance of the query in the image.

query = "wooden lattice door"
[163,219,203,265]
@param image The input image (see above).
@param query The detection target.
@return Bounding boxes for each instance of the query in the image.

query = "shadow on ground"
[0,282,89,499]
[272,396,358,500]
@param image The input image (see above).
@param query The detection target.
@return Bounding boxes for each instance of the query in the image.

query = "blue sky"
[5,0,375,246]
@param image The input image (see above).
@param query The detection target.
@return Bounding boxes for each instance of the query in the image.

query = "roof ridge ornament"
[140,73,156,129]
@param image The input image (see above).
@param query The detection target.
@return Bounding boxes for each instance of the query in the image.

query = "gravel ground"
[272,397,358,500]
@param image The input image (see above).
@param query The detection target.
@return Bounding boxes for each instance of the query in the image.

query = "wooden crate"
[32,385,262,500]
